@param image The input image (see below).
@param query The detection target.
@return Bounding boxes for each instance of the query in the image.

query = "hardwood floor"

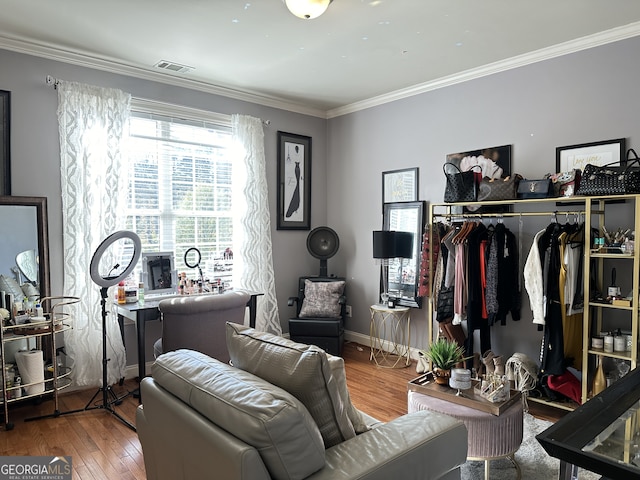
[0,341,563,479]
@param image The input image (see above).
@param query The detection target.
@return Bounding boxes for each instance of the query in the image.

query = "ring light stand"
[50,231,141,431]
[184,247,207,292]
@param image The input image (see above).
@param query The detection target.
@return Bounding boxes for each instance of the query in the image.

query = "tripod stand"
[26,230,141,430]
[26,287,136,431]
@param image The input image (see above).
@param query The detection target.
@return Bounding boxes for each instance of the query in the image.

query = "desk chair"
[154,291,250,364]
[288,276,346,356]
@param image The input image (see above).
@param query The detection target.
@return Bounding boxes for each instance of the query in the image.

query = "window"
[125,101,235,289]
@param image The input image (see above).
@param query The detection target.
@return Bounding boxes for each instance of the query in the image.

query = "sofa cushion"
[299,279,345,318]
[226,322,356,447]
[151,349,325,480]
[326,353,371,434]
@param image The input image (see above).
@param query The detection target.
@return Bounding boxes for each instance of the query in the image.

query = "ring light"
[90,231,142,288]
[184,247,201,269]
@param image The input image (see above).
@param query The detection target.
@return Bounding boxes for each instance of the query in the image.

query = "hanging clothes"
[559,223,585,370]
[524,228,547,326]
[493,223,521,325]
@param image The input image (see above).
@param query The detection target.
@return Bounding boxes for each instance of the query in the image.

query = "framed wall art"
[0,90,10,195]
[277,131,311,230]
[446,144,512,178]
[382,167,418,204]
[556,138,626,172]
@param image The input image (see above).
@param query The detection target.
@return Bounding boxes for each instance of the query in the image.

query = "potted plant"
[420,338,469,385]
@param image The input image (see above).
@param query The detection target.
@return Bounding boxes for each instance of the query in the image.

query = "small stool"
[408,390,523,480]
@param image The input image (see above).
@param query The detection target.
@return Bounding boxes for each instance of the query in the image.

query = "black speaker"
[306,227,339,276]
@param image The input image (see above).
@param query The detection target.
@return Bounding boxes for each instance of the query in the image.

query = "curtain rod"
[45,75,60,89]
[433,210,594,219]
[48,74,271,126]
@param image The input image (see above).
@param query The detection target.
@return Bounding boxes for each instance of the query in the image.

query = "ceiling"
[1,0,640,117]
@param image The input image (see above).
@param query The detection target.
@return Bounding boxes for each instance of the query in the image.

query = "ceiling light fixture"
[284,0,333,19]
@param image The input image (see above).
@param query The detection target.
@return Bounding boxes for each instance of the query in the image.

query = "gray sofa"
[137,325,468,480]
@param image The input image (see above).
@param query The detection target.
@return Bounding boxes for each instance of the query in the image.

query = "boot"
[493,355,505,376]
[482,350,495,376]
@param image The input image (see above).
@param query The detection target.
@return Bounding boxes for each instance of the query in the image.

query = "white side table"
[369,304,411,368]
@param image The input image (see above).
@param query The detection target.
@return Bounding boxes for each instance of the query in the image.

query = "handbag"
[546,169,581,197]
[443,163,477,203]
[436,285,454,322]
[576,149,640,196]
[517,178,552,199]
[477,174,522,202]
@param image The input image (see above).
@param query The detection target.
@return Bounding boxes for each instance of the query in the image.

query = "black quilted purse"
[576,149,640,196]
[443,163,477,203]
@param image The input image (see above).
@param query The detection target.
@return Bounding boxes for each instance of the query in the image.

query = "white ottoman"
[408,390,523,480]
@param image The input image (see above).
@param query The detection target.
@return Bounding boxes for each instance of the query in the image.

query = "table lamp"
[372,230,414,306]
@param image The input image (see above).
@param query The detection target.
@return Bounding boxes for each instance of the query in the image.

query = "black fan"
[306,227,340,277]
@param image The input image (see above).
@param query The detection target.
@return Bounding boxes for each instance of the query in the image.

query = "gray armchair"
[153,291,250,363]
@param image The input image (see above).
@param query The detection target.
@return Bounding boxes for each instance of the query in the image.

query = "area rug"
[460,412,600,480]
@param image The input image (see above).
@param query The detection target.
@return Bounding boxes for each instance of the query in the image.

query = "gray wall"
[0,48,327,366]
[2,34,640,367]
[328,36,640,363]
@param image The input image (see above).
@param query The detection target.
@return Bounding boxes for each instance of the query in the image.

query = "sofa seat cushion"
[152,349,325,480]
[226,322,356,447]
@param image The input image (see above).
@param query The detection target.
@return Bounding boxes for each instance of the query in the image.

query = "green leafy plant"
[420,338,469,371]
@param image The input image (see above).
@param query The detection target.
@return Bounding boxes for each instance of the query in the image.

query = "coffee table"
[408,373,524,480]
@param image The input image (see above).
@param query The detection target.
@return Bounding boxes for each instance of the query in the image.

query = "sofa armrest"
[306,410,467,480]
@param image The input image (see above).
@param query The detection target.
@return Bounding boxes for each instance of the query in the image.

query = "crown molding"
[327,22,640,119]
[2,21,640,121]
[0,35,328,119]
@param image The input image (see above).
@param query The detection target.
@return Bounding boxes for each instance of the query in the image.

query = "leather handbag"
[435,285,454,322]
[443,163,477,203]
[546,169,581,197]
[576,149,640,196]
[477,174,522,202]
[517,178,552,199]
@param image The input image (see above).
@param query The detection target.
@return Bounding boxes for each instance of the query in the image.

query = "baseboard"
[344,329,420,361]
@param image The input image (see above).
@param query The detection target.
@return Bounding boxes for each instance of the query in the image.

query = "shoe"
[482,350,495,375]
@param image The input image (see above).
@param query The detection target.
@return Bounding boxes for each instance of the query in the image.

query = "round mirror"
[89,231,142,288]
[184,247,201,269]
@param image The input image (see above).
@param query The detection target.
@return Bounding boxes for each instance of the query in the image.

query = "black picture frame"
[382,167,418,204]
[277,131,311,230]
[0,90,11,196]
[556,138,626,173]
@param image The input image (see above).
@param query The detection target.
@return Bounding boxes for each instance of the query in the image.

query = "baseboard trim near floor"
[123,328,419,382]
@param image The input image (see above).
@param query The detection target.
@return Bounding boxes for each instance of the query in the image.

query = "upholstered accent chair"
[153,291,250,363]
[288,276,346,356]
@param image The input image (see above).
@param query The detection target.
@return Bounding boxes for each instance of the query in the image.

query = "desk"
[369,304,411,368]
[116,291,262,383]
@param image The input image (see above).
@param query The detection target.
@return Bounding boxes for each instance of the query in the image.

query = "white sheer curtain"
[232,115,282,335]
[57,81,131,387]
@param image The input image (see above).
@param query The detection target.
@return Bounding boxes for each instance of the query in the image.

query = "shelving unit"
[428,195,640,412]
[581,196,640,405]
[0,296,78,430]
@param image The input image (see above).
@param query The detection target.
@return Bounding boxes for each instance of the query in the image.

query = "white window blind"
[126,101,235,286]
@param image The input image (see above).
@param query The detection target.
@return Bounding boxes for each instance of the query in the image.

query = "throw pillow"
[226,322,356,447]
[0,275,24,300]
[325,353,371,434]
[299,280,345,318]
